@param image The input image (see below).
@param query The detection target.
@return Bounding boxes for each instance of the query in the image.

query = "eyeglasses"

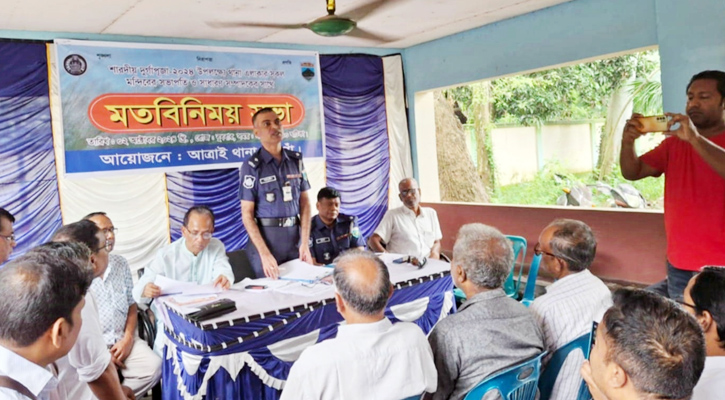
[400,188,419,196]
[187,231,213,240]
[675,299,699,310]
[101,227,118,235]
[534,242,559,259]
[0,233,15,243]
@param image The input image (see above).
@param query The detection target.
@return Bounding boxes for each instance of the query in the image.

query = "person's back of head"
[546,218,596,272]
[590,288,705,400]
[332,251,392,321]
[0,242,94,363]
[451,223,513,292]
[53,219,101,250]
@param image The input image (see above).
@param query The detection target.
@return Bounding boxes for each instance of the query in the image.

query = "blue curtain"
[0,41,62,264]
[320,55,390,239]
[166,169,247,251]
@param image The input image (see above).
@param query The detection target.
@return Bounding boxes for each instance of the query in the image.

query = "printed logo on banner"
[64,55,87,76]
[301,62,315,81]
[243,175,255,189]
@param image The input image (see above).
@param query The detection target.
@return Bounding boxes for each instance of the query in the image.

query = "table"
[159,254,455,400]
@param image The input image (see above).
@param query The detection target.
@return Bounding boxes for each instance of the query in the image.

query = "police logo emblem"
[243,175,255,189]
[323,252,331,261]
[301,62,315,81]
[63,54,87,76]
[266,192,276,202]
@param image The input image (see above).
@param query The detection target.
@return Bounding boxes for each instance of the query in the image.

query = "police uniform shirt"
[239,147,311,218]
[309,214,365,263]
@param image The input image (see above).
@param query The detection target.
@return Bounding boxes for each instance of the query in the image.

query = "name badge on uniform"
[283,184,293,202]
[315,237,331,244]
[260,175,277,185]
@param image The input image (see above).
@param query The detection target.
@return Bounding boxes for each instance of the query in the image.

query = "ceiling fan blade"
[206,21,305,29]
[346,27,395,42]
[341,0,400,22]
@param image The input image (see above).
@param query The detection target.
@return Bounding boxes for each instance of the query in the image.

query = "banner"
[54,40,325,176]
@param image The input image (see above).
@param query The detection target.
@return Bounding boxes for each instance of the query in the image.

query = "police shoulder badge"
[243,175,255,189]
[351,226,361,238]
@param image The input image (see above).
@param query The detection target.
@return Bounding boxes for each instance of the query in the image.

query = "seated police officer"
[309,187,365,265]
[240,107,313,279]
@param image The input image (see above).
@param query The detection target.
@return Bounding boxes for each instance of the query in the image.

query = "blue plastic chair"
[520,254,542,307]
[463,352,548,400]
[504,235,527,299]
[539,331,594,400]
[454,235,527,304]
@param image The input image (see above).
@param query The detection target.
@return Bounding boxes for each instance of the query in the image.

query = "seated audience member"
[426,223,544,400]
[0,244,94,400]
[369,178,442,260]
[133,205,234,353]
[682,266,725,399]
[309,187,365,265]
[530,219,612,400]
[581,288,705,400]
[0,207,17,265]
[281,251,437,399]
[52,221,133,400]
[85,212,161,398]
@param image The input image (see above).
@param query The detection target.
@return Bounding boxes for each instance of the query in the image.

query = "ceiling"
[0,0,573,48]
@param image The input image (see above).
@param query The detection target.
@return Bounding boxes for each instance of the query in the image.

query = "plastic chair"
[454,235,527,304]
[464,352,547,400]
[539,331,595,400]
[227,249,257,282]
[504,236,527,299]
[520,254,542,307]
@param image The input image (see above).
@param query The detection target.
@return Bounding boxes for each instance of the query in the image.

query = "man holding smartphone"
[620,70,725,300]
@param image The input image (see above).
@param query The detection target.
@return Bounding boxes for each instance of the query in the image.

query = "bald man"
[281,251,437,399]
[369,178,442,260]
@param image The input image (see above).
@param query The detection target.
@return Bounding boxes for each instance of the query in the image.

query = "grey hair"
[333,251,391,316]
[547,219,596,272]
[453,223,513,289]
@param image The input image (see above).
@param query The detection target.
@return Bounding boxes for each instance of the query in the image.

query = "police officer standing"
[240,107,312,279]
[309,187,365,265]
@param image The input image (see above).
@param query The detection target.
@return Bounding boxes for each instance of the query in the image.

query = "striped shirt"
[531,269,612,400]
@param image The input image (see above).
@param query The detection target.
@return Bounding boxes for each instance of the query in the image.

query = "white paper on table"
[233,277,294,292]
[278,259,333,283]
[154,275,222,296]
[274,281,335,297]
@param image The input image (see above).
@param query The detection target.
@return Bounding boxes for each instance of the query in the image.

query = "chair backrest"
[464,352,547,400]
[504,235,527,299]
[520,254,542,307]
[226,249,257,282]
[539,330,595,400]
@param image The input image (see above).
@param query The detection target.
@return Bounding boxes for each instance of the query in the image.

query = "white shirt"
[55,293,112,400]
[91,254,135,346]
[0,345,58,400]
[374,206,442,259]
[280,318,437,400]
[530,269,612,400]
[692,356,725,400]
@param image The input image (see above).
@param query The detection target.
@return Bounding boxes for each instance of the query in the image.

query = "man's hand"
[121,385,135,400]
[299,245,312,264]
[213,274,231,290]
[580,360,607,400]
[622,113,647,145]
[429,250,441,260]
[665,112,701,144]
[261,251,280,279]
[110,337,133,364]
[142,283,161,299]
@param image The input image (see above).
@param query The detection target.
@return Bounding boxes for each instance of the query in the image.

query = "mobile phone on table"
[245,284,268,290]
[635,115,669,133]
[393,256,410,264]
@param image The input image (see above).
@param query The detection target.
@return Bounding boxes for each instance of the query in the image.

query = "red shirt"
[640,132,725,271]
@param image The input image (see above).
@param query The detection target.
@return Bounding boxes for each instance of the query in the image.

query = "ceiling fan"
[208,0,395,42]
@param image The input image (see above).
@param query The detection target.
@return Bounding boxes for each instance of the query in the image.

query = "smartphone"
[636,115,669,133]
[244,284,268,290]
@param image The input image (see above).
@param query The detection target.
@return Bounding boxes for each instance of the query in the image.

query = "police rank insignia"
[243,175,255,189]
[266,192,276,202]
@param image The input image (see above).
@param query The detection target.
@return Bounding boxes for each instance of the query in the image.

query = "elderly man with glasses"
[530,219,612,400]
[0,207,17,265]
[85,212,161,399]
[133,205,234,354]
[369,177,442,260]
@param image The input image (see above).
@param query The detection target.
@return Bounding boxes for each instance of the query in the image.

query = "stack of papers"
[154,275,223,296]
[278,259,333,284]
